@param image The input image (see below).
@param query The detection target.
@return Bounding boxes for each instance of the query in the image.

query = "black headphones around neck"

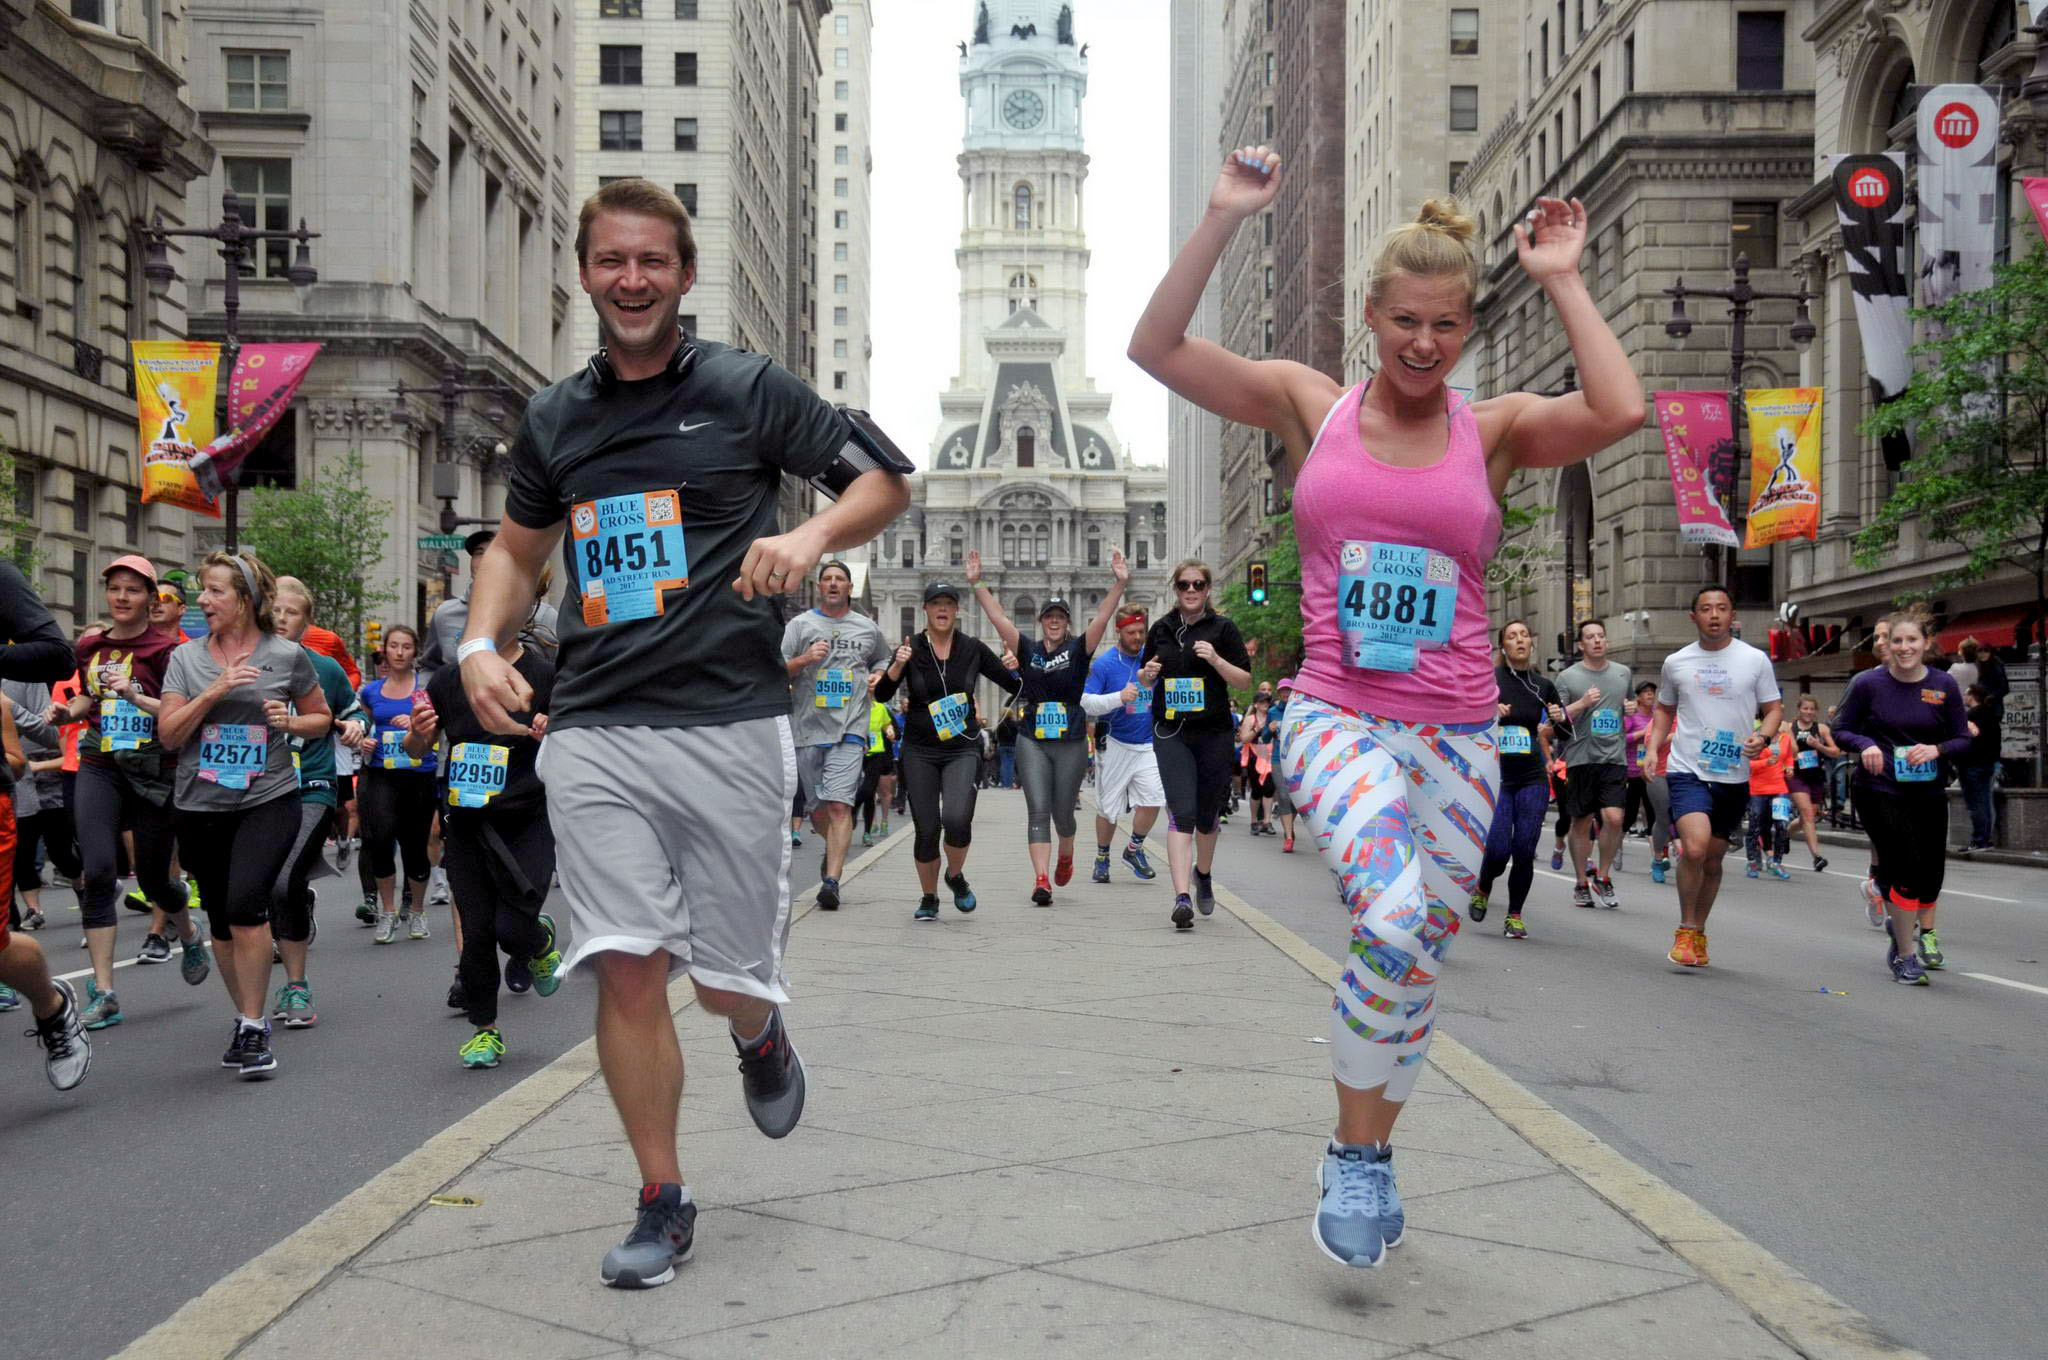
[585,329,700,393]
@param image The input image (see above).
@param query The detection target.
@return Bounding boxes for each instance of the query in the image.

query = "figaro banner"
[189,343,323,501]
[132,340,223,516]
[1743,387,1823,547]
[1652,391,1739,548]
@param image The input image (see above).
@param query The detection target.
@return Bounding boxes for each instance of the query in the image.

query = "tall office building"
[1166,0,1224,569]
[817,0,871,413]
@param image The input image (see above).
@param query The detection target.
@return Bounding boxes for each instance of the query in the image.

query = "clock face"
[1003,89,1045,129]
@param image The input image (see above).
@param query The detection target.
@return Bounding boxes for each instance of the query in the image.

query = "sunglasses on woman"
[1174,579,1208,591]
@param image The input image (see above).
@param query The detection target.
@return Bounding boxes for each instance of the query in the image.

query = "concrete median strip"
[110,830,912,1360]
[1211,880,1929,1360]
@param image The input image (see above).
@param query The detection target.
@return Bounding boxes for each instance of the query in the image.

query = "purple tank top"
[1291,381,1501,724]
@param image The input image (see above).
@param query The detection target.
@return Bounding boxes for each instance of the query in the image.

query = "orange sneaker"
[1667,927,1700,967]
[1692,929,1709,967]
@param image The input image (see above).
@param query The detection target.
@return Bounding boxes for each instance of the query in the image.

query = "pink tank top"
[1291,381,1501,724]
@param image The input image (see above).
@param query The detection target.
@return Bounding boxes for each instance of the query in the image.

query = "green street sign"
[417,534,467,551]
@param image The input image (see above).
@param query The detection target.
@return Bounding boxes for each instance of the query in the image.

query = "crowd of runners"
[3,164,2005,1292]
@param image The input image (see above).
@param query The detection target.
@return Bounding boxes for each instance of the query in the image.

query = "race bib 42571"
[571,489,690,627]
[198,723,267,790]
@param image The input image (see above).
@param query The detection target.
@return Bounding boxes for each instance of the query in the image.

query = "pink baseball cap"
[102,554,158,587]
[1276,675,1297,692]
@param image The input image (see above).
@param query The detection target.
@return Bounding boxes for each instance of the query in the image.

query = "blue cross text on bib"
[1034,702,1069,739]
[1893,749,1938,782]
[1499,725,1533,755]
[1699,728,1744,777]
[930,693,969,740]
[99,698,154,752]
[1336,541,1458,674]
[448,742,511,808]
[198,723,267,790]
[570,488,689,627]
[1164,677,1204,717]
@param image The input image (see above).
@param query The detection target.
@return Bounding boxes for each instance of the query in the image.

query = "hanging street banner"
[1743,387,1823,547]
[1652,391,1739,548]
[189,342,323,500]
[132,340,223,517]
[1916,83,2001,310]
[1830,153,1914,471]
[2026,177,2048,251]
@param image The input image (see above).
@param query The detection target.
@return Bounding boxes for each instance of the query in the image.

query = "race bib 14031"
[571,489,689,627]
[1499,725,1533,756]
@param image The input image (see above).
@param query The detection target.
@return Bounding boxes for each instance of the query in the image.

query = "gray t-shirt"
[162,633,319,812]
[1556,660,1633,767]
[782,607,886,746]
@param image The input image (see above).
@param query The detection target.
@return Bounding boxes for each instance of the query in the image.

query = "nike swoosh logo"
[678,420,713,434]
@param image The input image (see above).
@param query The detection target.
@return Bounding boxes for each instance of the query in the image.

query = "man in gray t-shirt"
[780,562,886,908]
[1554,619,1633,908]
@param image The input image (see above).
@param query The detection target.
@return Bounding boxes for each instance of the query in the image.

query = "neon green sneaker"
[529,913,564,998]
[459,1028,504,1069]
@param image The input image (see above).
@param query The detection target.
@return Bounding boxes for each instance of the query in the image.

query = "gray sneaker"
[135,933,172,965]
[732,1009,806,1139]
[180,934,211,986]
[1193,869,1216,916]
[407,909,431,941]
[600,1184,697,1289]
[80,983,122,1031]
[33,978,92,1091]
[373,911,400,945]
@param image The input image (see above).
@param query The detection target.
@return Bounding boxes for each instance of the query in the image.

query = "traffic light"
[1248,560,1268,605]
[365,619,383,657]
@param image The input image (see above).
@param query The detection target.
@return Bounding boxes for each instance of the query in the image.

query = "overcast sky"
[868,1,1170,470]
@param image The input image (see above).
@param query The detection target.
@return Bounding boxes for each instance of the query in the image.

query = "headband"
[230,553,261,605]
[1116,610,1147,629]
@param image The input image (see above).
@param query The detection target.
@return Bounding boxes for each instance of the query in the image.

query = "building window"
[1262,318,1273,351]
[1449,161,1468,190]
[72,476,93,533]
[1263,212,1274,245]
[1264,52,1276,83]
[1572,90,1581,142]
[949,535,963,567]
[834,112,847,131]
[834,274,847,294]
[1262,104,1274,138]
[1013,182,1032,230]
[1623,33,1634,93]
[1016,427,1035,467]
[1539,22,1548,80]
[833,338,848,357]
[224,158,294,277]
[835,79,848,99]
[599,45,641,84]
[834,177,848,197]
[835,13,849,33]
[835,47,849,68]
[225,50,289,110]
[1135,541,1149,569]
[673,182,697,214]
[1263,264,1273,299]
[1736,11,1785,90]
[834,371,846,390]
[599,111,642,150]
[900,605,915,637]
[599,0,641,16]
[673,117,697,151]
[1731,200,1778,267]
[834,144,849,165]
[1450,9,1478,54]
[1592,64,1601,118]
[834,305,848,324]
[674,51,697,84]
[834,209,848,229]
[69,0,105,22]
[1449,85,1479,132]
[675,0,696,16]
[1086,536,1100,566]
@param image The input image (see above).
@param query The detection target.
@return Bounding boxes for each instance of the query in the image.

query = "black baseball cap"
[463,530,497,555]
[1039,597,1071,619]
[922,582,961,605]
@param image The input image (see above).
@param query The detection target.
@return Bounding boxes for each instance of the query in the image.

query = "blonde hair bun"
[1413,197,1477,245]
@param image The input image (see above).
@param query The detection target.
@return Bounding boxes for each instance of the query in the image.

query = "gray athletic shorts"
[796,738,865,810]
[540,717,798,1002]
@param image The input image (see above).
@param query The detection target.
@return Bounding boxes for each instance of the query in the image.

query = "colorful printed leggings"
[1278,694,1498,1103]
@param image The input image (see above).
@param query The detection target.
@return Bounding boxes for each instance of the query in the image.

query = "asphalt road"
[1214,810,2048,1360]
[4,851,603,1360]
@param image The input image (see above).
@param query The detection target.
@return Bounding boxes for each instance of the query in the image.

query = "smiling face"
[1364,272,1473,392]
[1797,694,1819,722]
[1039,608,1070,646]
[1886,619,1927,672]
[578,209,696,362]
[104,569,152,628]
[923,596,958,633]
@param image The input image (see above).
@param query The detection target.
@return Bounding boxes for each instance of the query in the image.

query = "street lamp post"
[392,361,519,591]
[1662,253,1816,591]
[140,190,320,551]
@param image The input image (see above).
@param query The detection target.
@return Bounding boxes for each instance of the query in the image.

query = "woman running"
[355,625,439,943]
[1472,621,1556,939]
[1238,695,1280,837]
[1785,693,1835,872]
[1131,147,1642,1267]
[1830,613,1971,984]
[964,548,1127,906]
[158,551,330,1078]
[1636,681,1675,884]
[408,620,564,1068]
[58,555,208,1028]
[1743,724,1796,879]
[874,583,1019,921]
[1139,561,1252,930]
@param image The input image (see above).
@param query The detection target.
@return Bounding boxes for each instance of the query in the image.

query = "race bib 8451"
[571,489,689,627]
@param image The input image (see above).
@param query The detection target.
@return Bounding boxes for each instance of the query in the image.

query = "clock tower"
[955,1,1092,391]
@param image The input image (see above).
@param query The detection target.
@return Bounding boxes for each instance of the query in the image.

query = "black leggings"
[444,807,554,1028]
[1155,726,1233,835]
[1852,784,1948,906]
[901,744,980,861]
[178,794,305,939]
[75,759,186,929]
[271,802,335,943]
[1623,775,1647,833]
[13,805,81,899]
[360,769,437,884]
[855,756,885,832]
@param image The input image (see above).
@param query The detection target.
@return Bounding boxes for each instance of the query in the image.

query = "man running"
[781,561,886,911]
[1080,607,1161,882]
[1645,586,1782,968]
[422,530,559,671]
[1554,618,1631,909]
[457,179,910,1289]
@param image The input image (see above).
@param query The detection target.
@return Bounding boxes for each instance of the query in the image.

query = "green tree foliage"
[0,439,43,574]
[235,449,396,649]
[1859,247,2048,775]
[1215,515,1302,696]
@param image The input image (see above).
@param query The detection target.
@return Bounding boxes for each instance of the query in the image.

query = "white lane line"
[1962,971,2048,998]
[52,938,211,984]
[1819,870,2021,905]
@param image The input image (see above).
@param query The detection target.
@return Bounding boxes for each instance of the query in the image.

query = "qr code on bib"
[1426,556,1456,584]
[647,491,678,520]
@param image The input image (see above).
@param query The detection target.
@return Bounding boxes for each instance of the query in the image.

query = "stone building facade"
[1462,0,1817,675]
[1,0,212,631]
[817,0,870,414]
[1165,0,1224,569]
[865,1,1165,722]
[182,0,580,629]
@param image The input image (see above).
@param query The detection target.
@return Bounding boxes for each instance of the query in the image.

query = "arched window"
[1014,182,1032,230]
[949,528,965,567]
[1016,425,1035,467]
[1085,527,1101,566]
[1008,270,1038,314]
[1013,595,1036,620]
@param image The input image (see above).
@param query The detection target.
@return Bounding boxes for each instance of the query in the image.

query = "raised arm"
[1082,551,1129,656]
[1127,146,1339,468]
[977,638,1022,695]
[964,551,1022,656]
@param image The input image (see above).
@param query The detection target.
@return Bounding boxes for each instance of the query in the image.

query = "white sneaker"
[1861,878,1888,931]
[428,867,452,907]
[373,911,400,945]
[408,910,431,941]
